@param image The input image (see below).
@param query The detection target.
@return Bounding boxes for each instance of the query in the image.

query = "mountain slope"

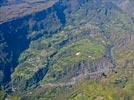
[0,0,134,99]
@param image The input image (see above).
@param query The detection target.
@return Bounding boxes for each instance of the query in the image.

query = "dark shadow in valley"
[0,1,66,86]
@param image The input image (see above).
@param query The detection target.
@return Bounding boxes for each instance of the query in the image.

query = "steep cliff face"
[0,0,134,99]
